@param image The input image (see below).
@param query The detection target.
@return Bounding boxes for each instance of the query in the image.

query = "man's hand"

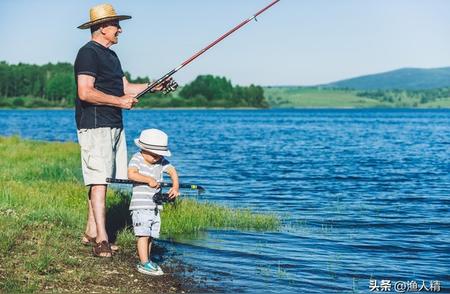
[168,187,180,199]
[147,178,160,189]
[118,94,138,109]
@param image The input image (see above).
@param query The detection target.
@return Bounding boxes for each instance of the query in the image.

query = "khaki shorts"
[77,127,127,186]
[131,209,161,238]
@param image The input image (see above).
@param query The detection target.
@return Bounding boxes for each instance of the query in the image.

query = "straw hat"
[78,3,131,29]
[134,129,171,157]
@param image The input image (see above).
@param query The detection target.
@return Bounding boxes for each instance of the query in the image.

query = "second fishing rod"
[136,0,280,99]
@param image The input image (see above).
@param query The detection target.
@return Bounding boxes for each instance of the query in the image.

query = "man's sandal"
[82,234,119,252]
[82,233,96,246]
[93,241,113,258]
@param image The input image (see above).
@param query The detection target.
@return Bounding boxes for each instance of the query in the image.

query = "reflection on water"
[1,109,449,293]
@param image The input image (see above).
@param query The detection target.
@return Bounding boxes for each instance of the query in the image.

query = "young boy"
[128,128,179,276]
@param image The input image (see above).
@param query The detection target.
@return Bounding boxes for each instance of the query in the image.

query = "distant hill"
[323,67,450,90]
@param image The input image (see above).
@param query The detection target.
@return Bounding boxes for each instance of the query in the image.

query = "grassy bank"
[264,87,380,108]
[264,86,450,108]
[4,86,450,109]
[0,136,279,292]
[0,96,72,108]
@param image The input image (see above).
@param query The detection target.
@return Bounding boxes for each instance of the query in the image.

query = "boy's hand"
[168,187,180,199]
[147,178,160,189]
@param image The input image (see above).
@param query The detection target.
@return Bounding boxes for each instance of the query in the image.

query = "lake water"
[1,109,449,293]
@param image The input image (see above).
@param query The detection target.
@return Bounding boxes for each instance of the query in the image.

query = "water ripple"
[1,109,449,293]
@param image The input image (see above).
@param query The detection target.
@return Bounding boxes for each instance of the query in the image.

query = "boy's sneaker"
[137,261,164,276]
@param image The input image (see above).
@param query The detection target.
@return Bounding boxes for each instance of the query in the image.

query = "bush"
[12,98,25,107]
[25,98,52,108]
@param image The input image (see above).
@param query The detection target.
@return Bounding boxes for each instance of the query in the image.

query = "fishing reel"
[153,192,176,205]
[160,79,178,95]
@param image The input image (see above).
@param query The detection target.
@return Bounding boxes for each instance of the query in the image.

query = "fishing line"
[136,0,281,97]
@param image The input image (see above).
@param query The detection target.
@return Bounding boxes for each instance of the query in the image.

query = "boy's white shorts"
[77,127,127,186]
[131,209,161,238]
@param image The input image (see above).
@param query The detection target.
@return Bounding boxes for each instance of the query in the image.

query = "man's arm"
[78,74,137,109]
[122,77,149,95]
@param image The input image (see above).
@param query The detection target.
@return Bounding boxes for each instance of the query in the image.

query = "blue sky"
[0,0,449,86]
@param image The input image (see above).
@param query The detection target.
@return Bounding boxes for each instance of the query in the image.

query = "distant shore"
[1,105,449,111]
[0,106,264,111]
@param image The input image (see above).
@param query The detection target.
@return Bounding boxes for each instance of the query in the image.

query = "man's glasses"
[103,21,121,29]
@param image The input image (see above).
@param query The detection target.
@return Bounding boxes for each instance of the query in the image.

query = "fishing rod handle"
[106,178,204,191]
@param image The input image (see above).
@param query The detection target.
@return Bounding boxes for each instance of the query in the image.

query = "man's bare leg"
[83,187,97,243]
[90,184,108,242]
[89,184,112,257]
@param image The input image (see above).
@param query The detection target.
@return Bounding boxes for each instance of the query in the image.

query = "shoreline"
[0,106,264,110]
[1,106,449,110]
[0,136,278,292]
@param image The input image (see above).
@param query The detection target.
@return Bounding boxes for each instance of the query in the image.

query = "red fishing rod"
[136,0,280,99]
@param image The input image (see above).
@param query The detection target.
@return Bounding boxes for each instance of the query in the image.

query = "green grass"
[0,96,72,108]
[0,136,280,292]
[162,198,279,234]
[420,96,450,108]
[264,87,382,108]
[263,86,450,108]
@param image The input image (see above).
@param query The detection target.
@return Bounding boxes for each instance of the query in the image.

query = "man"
[75,3,163,257]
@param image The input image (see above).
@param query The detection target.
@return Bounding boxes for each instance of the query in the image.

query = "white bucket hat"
[134,129,171,157]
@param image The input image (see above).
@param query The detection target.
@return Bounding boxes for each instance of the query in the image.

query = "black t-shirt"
[74,41,125,129]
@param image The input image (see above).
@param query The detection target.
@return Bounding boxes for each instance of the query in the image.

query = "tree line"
[0,61,76,107]
[0,61,268,108]
[177,75,267,108]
